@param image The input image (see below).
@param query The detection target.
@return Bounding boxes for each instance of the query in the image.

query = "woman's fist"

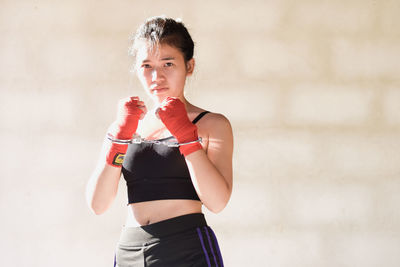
[106,96,147,167]
[157,97,202,156]
[111,97,147,140]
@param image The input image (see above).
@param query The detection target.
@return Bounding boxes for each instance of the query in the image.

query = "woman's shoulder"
[195,110,232,136]
[187,103,232,132]
[202,111,230,125]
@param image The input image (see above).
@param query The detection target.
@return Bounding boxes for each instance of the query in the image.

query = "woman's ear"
[186,58,195,76]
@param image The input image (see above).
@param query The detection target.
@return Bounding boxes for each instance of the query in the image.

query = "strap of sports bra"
[191,111,210,124]
[140,111,211,143]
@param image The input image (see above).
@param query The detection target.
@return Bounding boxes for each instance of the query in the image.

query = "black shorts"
[114,213,224,267]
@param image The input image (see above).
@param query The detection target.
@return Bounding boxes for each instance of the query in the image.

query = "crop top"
[121,111,210,204]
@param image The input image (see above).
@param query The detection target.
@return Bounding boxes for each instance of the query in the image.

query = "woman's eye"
[164,62,173,67]
[142,64,152,69]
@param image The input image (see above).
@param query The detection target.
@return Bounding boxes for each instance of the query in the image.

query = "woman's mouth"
[151,87,168,94]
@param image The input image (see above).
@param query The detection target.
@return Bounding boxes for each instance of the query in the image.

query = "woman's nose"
[151,67,165,82]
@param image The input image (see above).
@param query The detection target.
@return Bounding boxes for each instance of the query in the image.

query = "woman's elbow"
[87,195,109,215]
[208,205,225,214]
[206,194,231,214]
[207,201,228,214]
[89,201,108,215]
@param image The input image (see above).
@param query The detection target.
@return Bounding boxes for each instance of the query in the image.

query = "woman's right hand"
[106,96,147,167]
[110,96,147,140]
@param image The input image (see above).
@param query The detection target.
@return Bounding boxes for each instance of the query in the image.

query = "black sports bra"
[121,111,210,204]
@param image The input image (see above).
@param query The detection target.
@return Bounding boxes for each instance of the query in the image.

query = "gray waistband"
[118,213,207,246]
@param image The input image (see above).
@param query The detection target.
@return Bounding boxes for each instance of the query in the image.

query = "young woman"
[86,16,233,267]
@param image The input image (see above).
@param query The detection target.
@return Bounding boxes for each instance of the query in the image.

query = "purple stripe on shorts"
[208,227,224,267]
[197,227,212,267]
[204,227,219,267]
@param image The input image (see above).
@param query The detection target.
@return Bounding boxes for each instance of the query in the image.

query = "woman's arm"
[86,97,145,215]
[157,98,234,213]
[185,114,234,213]
[86,138,122,215]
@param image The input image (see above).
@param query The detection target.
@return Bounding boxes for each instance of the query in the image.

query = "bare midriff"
[125,199,203,226]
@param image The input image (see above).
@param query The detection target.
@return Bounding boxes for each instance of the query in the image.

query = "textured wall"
[1,0,400,266]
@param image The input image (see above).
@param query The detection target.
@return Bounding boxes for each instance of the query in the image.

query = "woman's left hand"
[157,97,202,156]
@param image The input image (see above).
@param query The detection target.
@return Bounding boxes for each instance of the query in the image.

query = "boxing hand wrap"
[158,97,202,156]
[106,143,129,167]
[106,97,143,167]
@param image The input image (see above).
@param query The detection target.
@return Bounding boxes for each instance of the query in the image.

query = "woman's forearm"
[86,140,122,215]
[185,149,232,213]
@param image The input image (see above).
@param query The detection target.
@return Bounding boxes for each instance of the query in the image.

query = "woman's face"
[135,42,194,104]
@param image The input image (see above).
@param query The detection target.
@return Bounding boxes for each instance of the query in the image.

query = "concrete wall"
[1,0,399,266]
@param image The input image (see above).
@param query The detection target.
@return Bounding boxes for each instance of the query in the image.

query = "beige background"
[1,0,400,266]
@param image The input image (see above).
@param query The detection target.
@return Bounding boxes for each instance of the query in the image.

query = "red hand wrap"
[106,143,128,167]
[158,97,202,156]
[106,97,143,167]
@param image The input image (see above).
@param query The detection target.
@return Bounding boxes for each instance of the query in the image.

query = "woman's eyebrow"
[161,57,175,61]
[141,57,175,63]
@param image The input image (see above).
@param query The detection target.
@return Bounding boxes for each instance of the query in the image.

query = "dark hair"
[130,16,194,63]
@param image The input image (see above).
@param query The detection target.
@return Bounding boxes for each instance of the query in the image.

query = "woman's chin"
[148,91,183,105]
[149,94,168,104]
